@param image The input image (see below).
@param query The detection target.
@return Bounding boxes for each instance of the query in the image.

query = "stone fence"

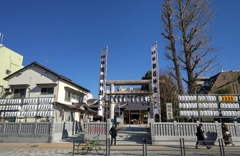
[84,119,111,142]
[0,121,82,143]
[150,120,240,145]
[52,121,82,142]
[0,122,52,143]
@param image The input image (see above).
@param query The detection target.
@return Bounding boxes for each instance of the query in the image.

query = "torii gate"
[105,80,153,120]
[97,42,161,121]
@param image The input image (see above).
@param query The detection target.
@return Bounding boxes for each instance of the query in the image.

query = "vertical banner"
[151,42,160,116]
[97,46,108,116]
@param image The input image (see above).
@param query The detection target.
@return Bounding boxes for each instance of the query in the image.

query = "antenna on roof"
[0,32,3,45]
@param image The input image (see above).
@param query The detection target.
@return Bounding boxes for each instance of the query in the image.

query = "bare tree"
[161,0,219,94]
[162,0,184,94]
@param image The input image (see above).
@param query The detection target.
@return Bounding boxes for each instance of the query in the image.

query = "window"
[64,90,84,102]
[65,91,71,101]
[13,89,26,98]
[6,69,11,75]
[222,75,228,80]
[41,88,54,94]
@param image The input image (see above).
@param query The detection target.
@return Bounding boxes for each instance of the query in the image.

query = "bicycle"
[76,134,106,155]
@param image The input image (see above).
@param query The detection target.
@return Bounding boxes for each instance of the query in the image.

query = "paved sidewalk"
[0,143,239,156]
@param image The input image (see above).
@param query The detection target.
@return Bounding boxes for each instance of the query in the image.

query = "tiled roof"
[87,98,98,105]
[4,61,90,92]
[116,103,150,111]
[124,103,150,110]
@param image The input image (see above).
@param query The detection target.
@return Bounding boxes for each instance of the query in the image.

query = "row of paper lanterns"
[0,98,54,105]
[221,111,240,117]
[179,111,199,116]
[179,103,219,109]
[220,103,240,109]
[23,98,54,104]
[179,103,240,109]
[0,111,53,117]
[218,96,238,102]
[0,99,7,104]
[20,111,53,117]
[200,111,220,116]
[180,110,220,116]
[22,104,53,110]
[178,95,240,102]
[0,104,53,110]
[0,105,21,110]
[0,99,22,104]
[178,95,217,101]
[179,110,240,117]
[198,103,218,109]
[1,112,19,117]
[108,95,151,103]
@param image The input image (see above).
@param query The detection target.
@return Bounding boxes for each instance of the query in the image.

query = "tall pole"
[119,103,120,117]
[129,109,130,127]
[110,84,115,121]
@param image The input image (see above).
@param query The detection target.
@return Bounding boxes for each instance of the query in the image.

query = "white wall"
[7,66,58,98]
[56,81,88,104]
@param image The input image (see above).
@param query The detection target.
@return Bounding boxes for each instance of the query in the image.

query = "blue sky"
[0,0,239,97]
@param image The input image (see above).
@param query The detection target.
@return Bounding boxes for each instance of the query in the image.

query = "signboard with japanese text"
[166,103,173,120]
[151,42,160,115]
[97,46,108,116]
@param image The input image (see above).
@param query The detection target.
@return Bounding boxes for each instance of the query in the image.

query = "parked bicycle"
[76,134,106,155]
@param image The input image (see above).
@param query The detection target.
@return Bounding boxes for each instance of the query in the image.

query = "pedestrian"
[109,124,117,145]
[221,123,234,146]
[195,123,211,149]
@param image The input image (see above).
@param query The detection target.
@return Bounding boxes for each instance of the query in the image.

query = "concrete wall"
[0,134,50,143]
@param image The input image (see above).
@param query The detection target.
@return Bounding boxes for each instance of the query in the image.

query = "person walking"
[221,123,234,146]
[109,124,117,145]
[195,123,211,149]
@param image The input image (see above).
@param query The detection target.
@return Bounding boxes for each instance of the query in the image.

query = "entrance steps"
[58,124,151,145]
[116,124,151,145]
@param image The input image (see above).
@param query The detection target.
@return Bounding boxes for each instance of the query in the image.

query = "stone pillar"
[109,84,116,122]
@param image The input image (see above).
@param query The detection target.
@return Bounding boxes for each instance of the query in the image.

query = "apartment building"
[0,44,23,95]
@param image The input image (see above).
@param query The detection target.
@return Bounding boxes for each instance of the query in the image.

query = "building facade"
[1,61,96,123]
[0,44,23,95]
[198,70,240,94]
